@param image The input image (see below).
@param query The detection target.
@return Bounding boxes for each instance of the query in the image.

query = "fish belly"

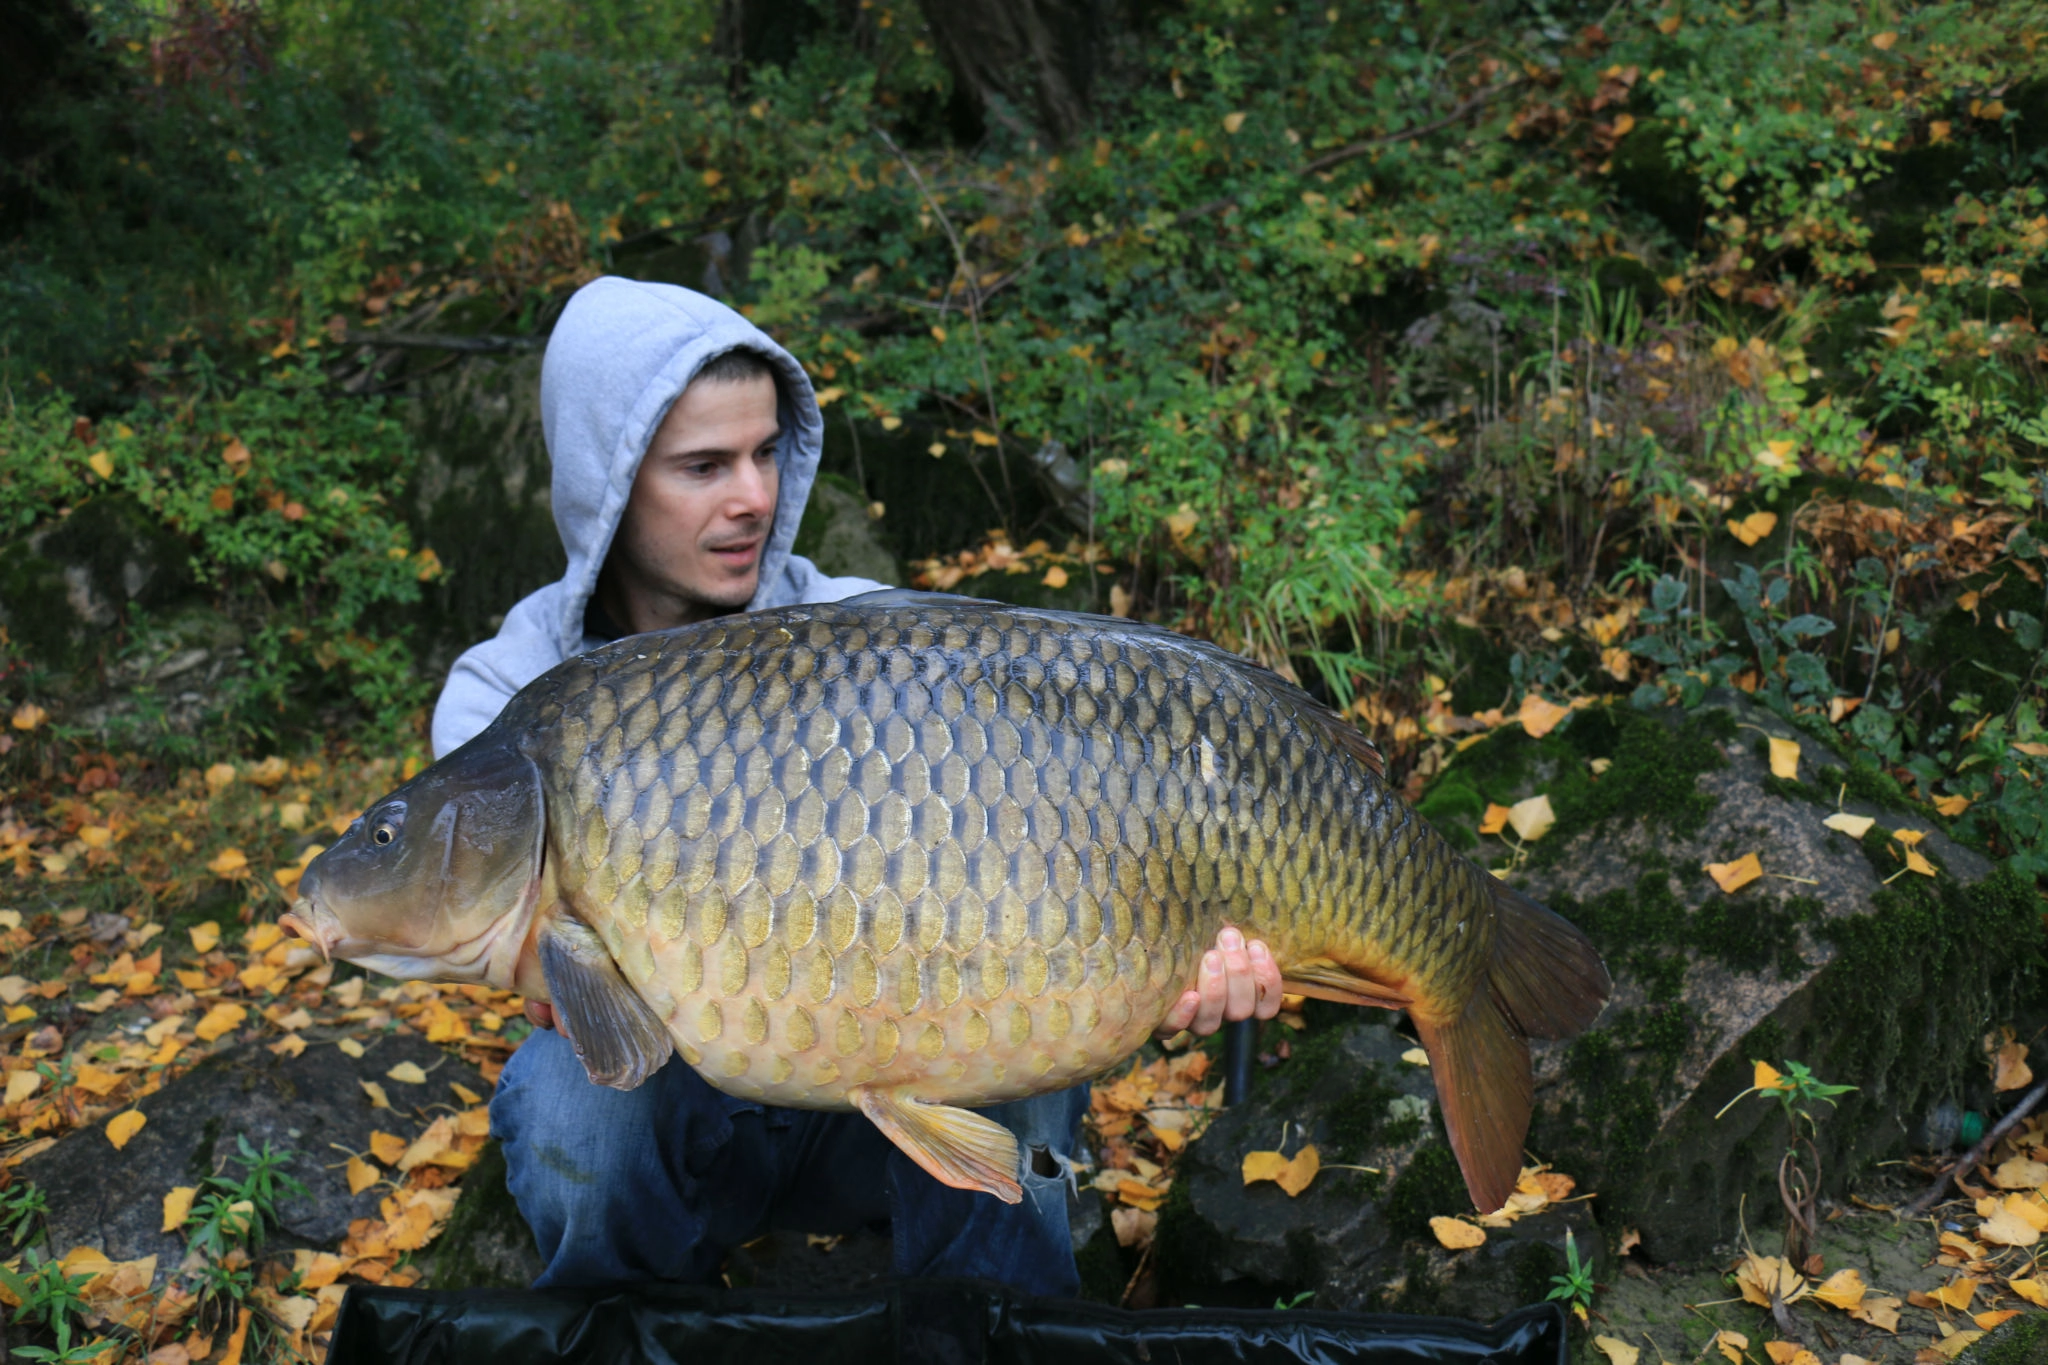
[538,601,1442,1114]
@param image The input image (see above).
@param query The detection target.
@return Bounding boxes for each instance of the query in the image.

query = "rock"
[19,1032,487,1279]
[793,473,903,586]
[1422,692,2038,1262]
[1156,1018,1594,1316]
[418,1139,543,1290]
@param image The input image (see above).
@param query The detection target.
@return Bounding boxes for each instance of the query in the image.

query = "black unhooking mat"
[325,1280,1568,1365]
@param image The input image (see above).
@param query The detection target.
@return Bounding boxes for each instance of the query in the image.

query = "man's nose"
[729,460,777,516]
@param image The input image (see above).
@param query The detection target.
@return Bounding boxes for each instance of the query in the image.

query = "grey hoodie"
[430,278,887,758]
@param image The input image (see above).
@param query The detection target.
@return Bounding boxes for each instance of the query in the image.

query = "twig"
[340,330,542,355]
[1901,1075,2048,1217]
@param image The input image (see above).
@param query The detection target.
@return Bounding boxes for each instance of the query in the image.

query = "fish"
[285,591,1609,1211]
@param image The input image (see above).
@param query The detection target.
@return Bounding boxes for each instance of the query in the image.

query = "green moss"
[421,1140,536,1290]
[1075,1220,1129,1303]
[1322,1064,1409,1165]
[1381,1144,1465,1240]
[1529,1001,1697,1197]
[1512,1239,1567,1308]
[1152,1170,1226,1299]
[1960,1309,2048,1365]
[1548,870,1810,980]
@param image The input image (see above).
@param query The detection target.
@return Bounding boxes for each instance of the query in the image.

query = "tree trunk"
[913,0,1101,146]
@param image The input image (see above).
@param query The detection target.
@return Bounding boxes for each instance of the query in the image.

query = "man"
[433,276,1281,1296]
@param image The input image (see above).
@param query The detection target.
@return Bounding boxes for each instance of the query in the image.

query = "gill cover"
[292,736,545,984]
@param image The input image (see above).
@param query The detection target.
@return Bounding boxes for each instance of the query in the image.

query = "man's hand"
[1154,926,1283,1041]
[526,1000,557,1030]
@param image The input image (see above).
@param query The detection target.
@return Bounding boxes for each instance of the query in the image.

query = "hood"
[538,276,825,657]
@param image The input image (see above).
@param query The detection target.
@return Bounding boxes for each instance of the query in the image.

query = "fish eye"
[366,801,406,847]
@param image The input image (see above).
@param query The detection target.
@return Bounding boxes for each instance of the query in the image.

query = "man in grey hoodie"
[433,277,1282,1296]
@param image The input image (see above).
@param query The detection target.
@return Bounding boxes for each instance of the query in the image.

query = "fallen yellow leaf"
[1506,793,1556,842]
[386,1061,428,1085]
[1755,1060,1785,1091]
[1812,1267,1867,1311]
[4,1070,43,1105]
[1041,565,1069,590]
[1975,1310,2022,1332]
[1400,1048,1429,1066]
[1931,1277,1982,1311]
[1767,737,1800,780]
[219,1306,253,1365]
[337,1037,365,1058]
[10,703,47,731]
[204,763,237,791]
[246,922,282,951]
[1592,1336,1639,1365]
[1706,852,1763,893]
[1934,794,1970,817]
[346,1157,380,1195]
[1904,848,1937,877]
[368,1131,408,1164]
[1931,1331,1983,1360]
[1850,1294,1901,1332]
[1735,1253,1809,1308]
[1241,1145,1320,1196]
[360,1081,391,1109]
[105,1110,146,1150]
[1870,30,1897,48]
[206,847,248,878]
[1823,811,1875,839]
[450,1082,483,1106]
[2007,1277,2048,1308]
[1478,803,1512,836]
[194,1003,247,1042]
[1518,694,1571,739]
[162,1186,196,1233]
[1713,1331,1748,1364]
[1430,1216,1488,1250]
[1222,111,1247,133]
[1992,1156,2048,1188]
[1891,827,1927,845]
[1762,1342,1819,1365]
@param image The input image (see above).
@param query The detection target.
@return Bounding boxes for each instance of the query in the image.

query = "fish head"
[285,738,546,990]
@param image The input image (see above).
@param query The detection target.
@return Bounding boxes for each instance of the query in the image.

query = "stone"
[1155,1018,1594,1317]
[19,1032,487,1280]
[1426,692,2035,1262]
[792,472,902,586]
[418,1139,544,1290]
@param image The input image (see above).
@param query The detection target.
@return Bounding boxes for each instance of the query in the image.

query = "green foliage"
[1716,1059,1856,1137]
[1544,1229,1596,1316]
[182,1135,310,1262]
[0,368,438,737]
[0,1250,99,1365]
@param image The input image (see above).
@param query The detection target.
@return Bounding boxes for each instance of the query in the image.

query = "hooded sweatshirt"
[429,278,887,758]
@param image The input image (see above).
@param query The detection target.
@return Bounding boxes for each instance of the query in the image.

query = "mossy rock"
[1154,1017,1595,1316]
[1443,693,2044,1262]
[418,1139,543,1290]
[792,472,903,586]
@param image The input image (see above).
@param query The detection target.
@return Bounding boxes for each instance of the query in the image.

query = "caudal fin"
[1413,878,1610,1213]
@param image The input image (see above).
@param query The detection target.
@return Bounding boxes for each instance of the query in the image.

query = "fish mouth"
[279,899,334,962]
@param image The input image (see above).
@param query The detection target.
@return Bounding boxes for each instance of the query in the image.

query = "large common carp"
[286,592,1608,1212]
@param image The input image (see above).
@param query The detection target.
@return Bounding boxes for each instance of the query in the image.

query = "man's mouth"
[707,538,762,568]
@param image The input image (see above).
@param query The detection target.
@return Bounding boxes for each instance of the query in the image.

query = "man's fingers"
[1154,989,1200,1040]
[1190,950,1227,1036]
[1221,929,1256,1022]
[525,1000,557,1031]
[1250,940,1284,1020]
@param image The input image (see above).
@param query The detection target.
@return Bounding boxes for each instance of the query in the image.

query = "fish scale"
[292,594,1609,1212]
[535,604,1412,1111]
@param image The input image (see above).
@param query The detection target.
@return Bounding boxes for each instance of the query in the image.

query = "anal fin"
[850,1086,1022,1204]
[1282,958,1412,1010]
[538,916,674,1090]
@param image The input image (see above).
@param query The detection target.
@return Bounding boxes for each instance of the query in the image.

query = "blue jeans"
[491,1028,1090,1296]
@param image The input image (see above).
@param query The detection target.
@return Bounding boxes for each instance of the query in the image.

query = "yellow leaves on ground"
[1935,793,1971,817]
[1753,1060,1785,1092]
[1429,1215,1486,1249]
[1928,1277,1982,1311]
[1989,1028,2034,1091]
[1706,853,1763,893]
[1518,693,1571,738]
[1902,847,1938,877]
[1974,1192,2048,1246]
[194,1003,247,1042]
[1931,1330,1984,1360]
[205,847,248,878]
[105,1109,146,1149]
[2008,1277,2048,1308]
[162,1186,196,1233]
[1221,111,1247,134]
[1761,1342,1819,1365]
[11,702,49,731]
[360,1081,391,1109]
[1766,736,1800,779]
[368,1131,408,1164]
[1811,1267,1867,1311]
[1727,510,1778,546]
[1994,1156,2048,1188]
[1824,811,1876,839]
[5,1069,43,1105]
[346,1157,381,1195]
[188,921,221,953]
[1592,1336,1638,1365]
[1242,1145,1320,1197]
[1870,30,1898,48]
[1506,794,1555,842]
[337,1037,366,1058]
[1850,1295,1902,1332]
[1479,803,1511,835]
[1735,1253,1810,1308]
[1041,564,1069,589]
[1712,1331,1748,1364]
[385,1061,428,1085]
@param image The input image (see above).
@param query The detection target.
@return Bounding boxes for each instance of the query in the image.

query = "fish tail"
[1413,878,1609,1213]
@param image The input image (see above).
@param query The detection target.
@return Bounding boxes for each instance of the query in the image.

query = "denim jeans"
[491,1027,1090,1296]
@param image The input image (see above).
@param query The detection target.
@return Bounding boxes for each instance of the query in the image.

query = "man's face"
[607,373,781,629]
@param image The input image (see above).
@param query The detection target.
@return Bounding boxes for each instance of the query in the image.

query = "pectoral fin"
[850,1085,1022,1204]
[538,916,674,1090]
[1282,958,1413,1010]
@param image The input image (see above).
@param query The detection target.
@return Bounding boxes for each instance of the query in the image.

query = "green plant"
[1543,1228,1597,1322]
[0,1249,102,1365]
[182,1136,309,1261]
[1273,1289,1316,1310]
[0,1180,50,1249]
[1716,1060,1855,1264]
